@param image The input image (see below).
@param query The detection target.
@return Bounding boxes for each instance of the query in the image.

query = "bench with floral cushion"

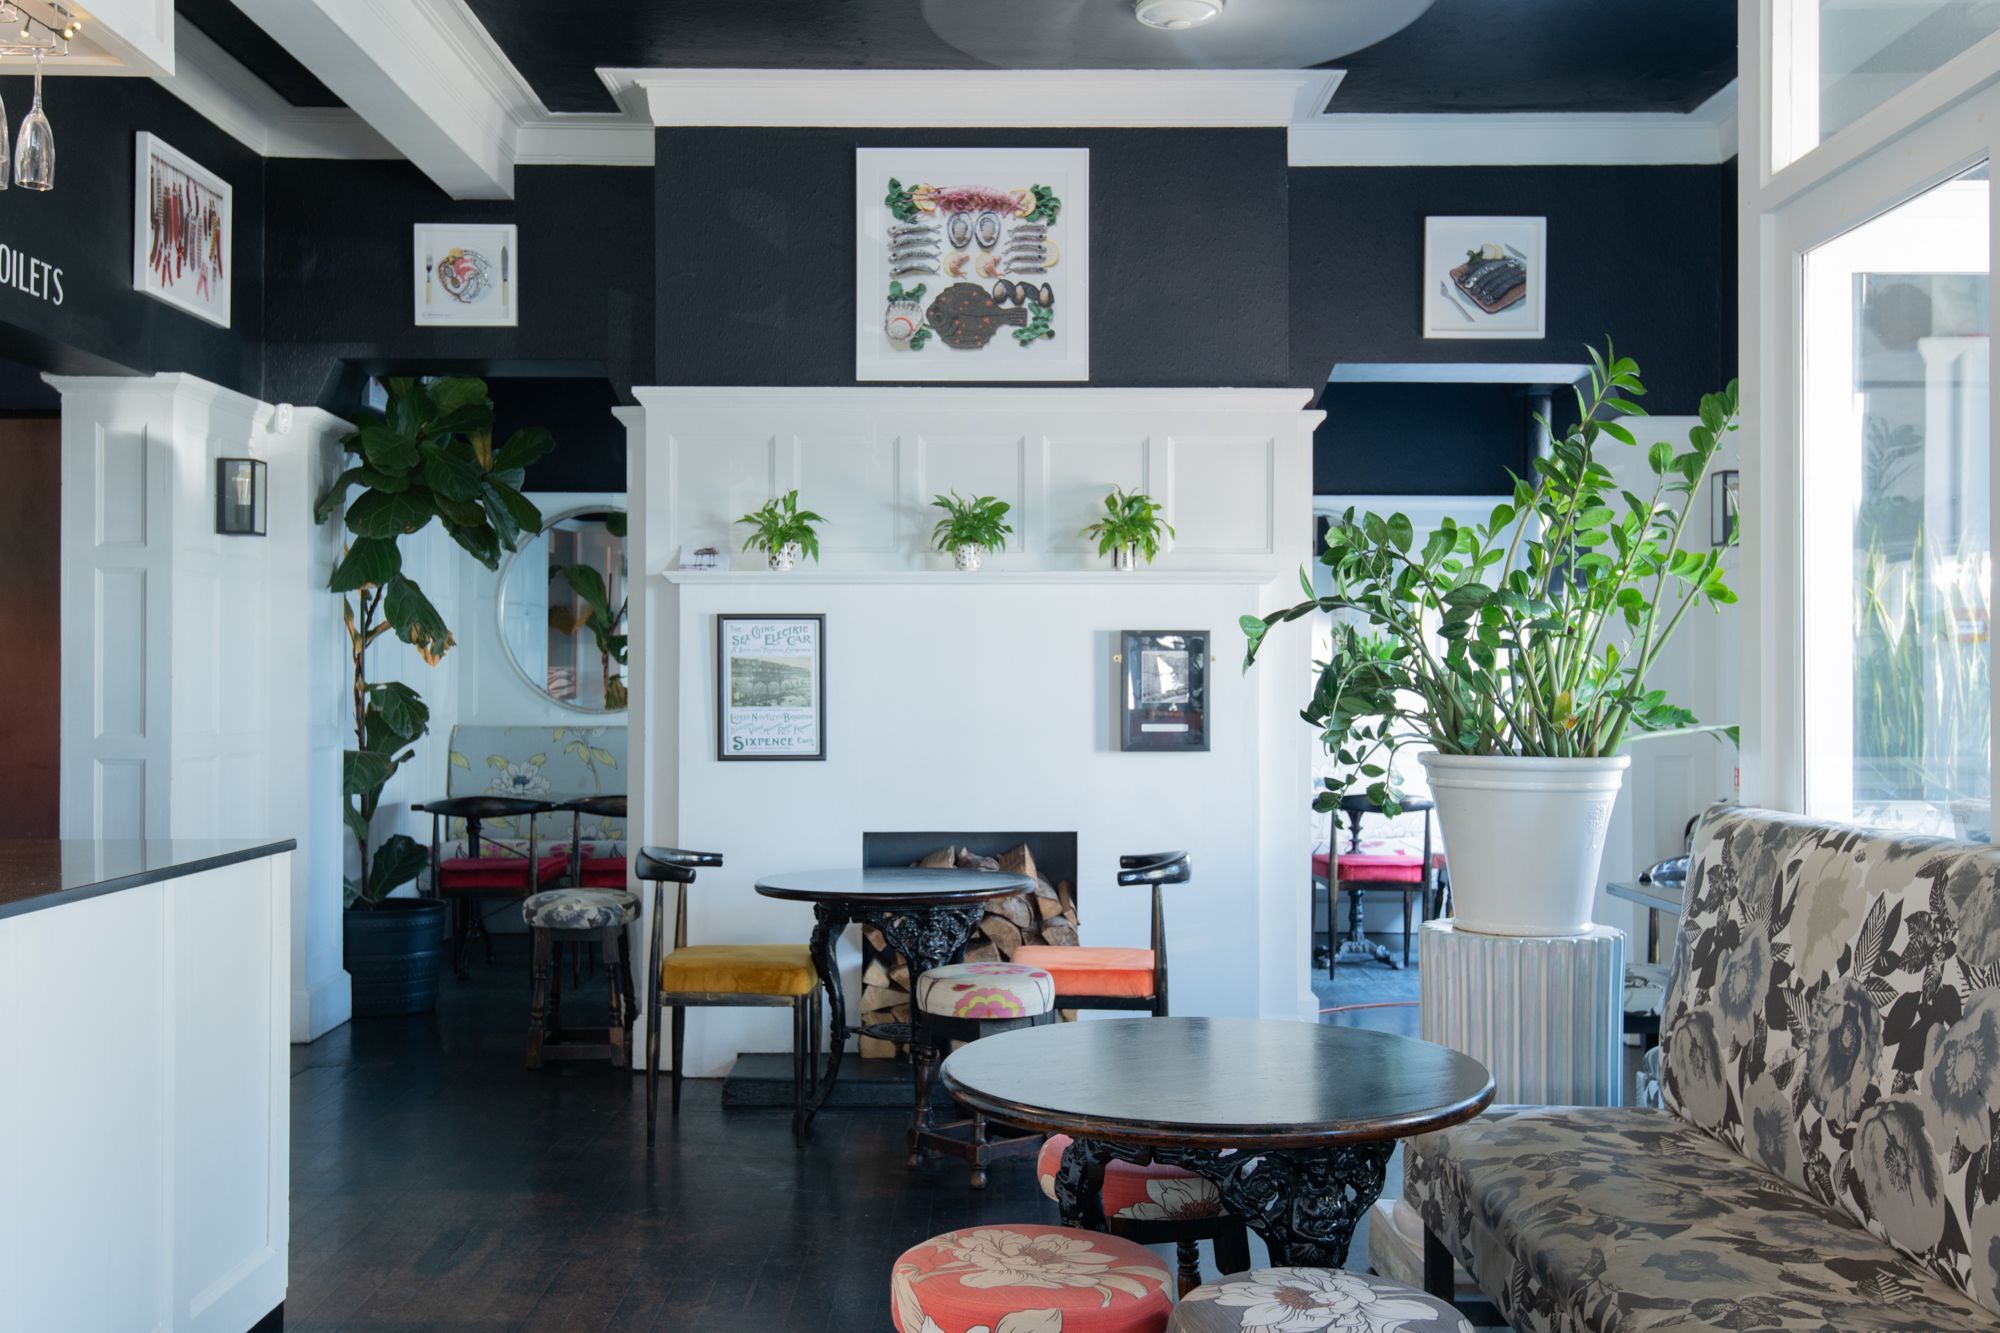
[1407,805,2000,1331]
[437,724,628,867]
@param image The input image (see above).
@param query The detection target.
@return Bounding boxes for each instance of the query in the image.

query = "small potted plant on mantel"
[737,490,826,572]
[1080,485,1175,571]
[931,490,1014,572]
[1242,344,1740,938]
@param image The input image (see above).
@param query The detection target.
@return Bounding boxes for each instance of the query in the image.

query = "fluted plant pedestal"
[1368,919,1625,1290]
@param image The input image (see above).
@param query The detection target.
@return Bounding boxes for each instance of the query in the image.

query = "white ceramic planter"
[953,543,984,572]
[1419,752,1630,936]
[1112,544,1138,572]
[767,541,802,572]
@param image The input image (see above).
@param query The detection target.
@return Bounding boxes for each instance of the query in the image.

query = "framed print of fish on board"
[856,147,1090,382]
[1422,215,1546,340]
[413,222,518,327]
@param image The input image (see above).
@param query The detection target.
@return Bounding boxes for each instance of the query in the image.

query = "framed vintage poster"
[134,132,232,328]
[855,147,1090,382]
[1119,630,1209,752]
[1422,216,1546,340]
[717,614,826,761]
[413,222,518,327]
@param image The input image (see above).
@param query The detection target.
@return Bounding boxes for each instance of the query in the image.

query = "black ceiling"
[177,0,343,108]
[463,0,1735,116]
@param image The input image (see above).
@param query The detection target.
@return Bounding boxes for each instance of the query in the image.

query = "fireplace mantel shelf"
[658,568,1280,586]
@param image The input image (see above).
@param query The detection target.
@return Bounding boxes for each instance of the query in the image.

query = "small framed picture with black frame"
[717,613,826,761]
[1119,629,1208,752]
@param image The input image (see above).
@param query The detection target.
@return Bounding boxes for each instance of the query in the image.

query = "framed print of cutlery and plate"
[855,147,1090,382]
[1423,215,1545,340]
[413,222,518,327]
[135,133,232,328]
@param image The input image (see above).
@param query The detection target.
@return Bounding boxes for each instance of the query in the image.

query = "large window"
[1779,1,2000,166]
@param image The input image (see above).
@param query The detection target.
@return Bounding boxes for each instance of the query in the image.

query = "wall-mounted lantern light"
[216,457,266,536]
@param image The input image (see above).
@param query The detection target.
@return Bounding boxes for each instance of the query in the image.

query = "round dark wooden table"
[754,866,1034,1135]
[939,1017,1494,1266]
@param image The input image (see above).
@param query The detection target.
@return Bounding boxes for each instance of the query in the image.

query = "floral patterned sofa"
[437,724,628,868]
[1407,805,2000,1331]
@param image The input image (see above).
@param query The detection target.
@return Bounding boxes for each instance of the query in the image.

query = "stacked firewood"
[857,843,1078,1058]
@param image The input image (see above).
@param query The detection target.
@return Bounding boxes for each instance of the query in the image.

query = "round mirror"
[497,506,629,712]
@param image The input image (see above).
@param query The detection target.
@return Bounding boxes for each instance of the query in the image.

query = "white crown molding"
[157,18,397,161]
[602,68,1341,128]
[1290,79,1740,167]
[632,385,1320,414]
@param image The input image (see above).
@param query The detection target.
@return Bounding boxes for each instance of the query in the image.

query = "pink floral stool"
[911,963,1059,1186]
[892,1225,1173,1333]
[1036,1132,1246,1295]
[1165,1268,1469,1332]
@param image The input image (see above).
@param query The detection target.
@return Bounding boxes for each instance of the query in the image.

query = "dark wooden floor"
[287,936,1443,1331]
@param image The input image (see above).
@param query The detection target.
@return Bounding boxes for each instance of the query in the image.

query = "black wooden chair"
[637,847,821,1144]
[1012,850,1188,1015]
[413,795,567,979]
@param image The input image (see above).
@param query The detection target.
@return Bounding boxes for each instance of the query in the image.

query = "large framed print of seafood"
[856,148,1089,382]
[1422,216,1546,340]
[412,223,517,327]
[133,133,231,328]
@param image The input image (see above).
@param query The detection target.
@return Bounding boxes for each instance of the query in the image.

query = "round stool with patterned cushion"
[892,1224,1173,1333]
[911,963,1057,1187]
[1167,1268,1470,1332]
[521,888,639,1070]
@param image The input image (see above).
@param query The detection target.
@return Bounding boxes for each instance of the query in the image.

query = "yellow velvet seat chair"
[638,847,821,1145]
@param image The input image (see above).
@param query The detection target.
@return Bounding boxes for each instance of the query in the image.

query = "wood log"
[998,843,1041,884]
[890,961,911,989]
[1033,874,1061,912]
[915,846,958,869]
[964,940,1002,964]
[986,893,1036,930]
[1040,918,1079,947]
[861,984,902,1012]
[863,926,887,952]
[957,850,1001,872]
[979,916,1024,955]
[862,958,890,989]
[859,1035,897,1060]
[1057,880,1077,920]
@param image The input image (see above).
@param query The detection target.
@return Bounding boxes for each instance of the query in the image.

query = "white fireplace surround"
[623,387,1323,1076]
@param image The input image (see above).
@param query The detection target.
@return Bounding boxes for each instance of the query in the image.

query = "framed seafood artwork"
[133,133,232,328]
[1422,216,1546,340]
[412,223,518,327]
[855,148,1090,382]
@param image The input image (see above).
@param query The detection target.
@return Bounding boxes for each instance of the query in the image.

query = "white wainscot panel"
[670,435,778,554]
[97,567,148,738]
[912,434,1028,547]
[1041,435,1148,555]
[1168,435,1276,556]
[96,424,148,547]
[798,433,899,555]
[96,758,146,834]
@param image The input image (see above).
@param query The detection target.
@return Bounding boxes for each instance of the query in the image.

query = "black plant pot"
[344,899,447,1018]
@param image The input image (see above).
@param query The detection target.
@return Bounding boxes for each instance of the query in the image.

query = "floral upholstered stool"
[912,963,1056,1187]
[1166,1268,1470,1333]
[892,1225,1173,1333]
[1036,1133,1249,1296]
[521,888,639,1071]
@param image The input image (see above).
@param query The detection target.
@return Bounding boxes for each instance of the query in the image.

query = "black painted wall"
[655,127,1291,387]
[261,160,653,407]
[1314,381,1545,495]
[0,73,263,392]
[1289,164,1736,417]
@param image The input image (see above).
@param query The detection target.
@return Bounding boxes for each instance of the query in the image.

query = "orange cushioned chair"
[1013,850,1189,1016]
[415,796,568,980]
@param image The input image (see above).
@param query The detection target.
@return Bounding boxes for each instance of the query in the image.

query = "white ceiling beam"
[156,18,397,160]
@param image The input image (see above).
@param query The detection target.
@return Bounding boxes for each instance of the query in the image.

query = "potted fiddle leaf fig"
[1242,344,1740,937]
[738,490,826,571]
[931,490,1014,572]
[315,375,554,1016]
[1080,486,1176,571]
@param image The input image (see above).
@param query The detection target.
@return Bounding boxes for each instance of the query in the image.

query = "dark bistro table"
[754,866,1035,1134]
[939,1017,1494,1266]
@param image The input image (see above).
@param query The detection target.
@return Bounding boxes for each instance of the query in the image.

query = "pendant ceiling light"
[0,2,70,193]
[923,0,1432,71]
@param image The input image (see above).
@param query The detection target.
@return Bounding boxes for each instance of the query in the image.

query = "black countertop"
[0,838,298,922]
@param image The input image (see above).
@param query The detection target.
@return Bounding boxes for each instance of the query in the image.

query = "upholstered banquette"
[438,724,627,862]
[1408,806,2000,1331]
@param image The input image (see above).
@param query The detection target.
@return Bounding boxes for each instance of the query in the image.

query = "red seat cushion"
[1035,1134,1223,1221]
[437,851,570,892]
[1011,945,1156,999]
[577,855,627,888]
[891,1224,1172,1333]
[1312,850,1443,885]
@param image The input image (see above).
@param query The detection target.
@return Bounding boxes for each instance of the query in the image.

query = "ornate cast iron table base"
[1053,1136,1398,1268]
[802,901,988,1135]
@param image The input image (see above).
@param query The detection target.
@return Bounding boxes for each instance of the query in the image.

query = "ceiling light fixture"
[1132,0,1225,31]
[0,3,68,192]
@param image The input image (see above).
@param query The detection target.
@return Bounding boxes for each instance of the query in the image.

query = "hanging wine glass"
[0,80,13,193]
[14,48,52,192]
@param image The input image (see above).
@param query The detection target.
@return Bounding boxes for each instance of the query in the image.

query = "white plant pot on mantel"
[767,541,803,572]
[953,543,985,572]
[1419,752,1629,936]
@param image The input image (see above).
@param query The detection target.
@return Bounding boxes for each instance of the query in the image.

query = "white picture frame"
[134,132,232,328]
[413,222,518,327]
[855,147,1090,382]
[1423,216,1546,340]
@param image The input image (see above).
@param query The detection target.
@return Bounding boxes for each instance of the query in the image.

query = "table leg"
[802,903,851,1130]
[1056,1137,1397,1269]
[863,904,991,1161]
[1333,883,1402,970]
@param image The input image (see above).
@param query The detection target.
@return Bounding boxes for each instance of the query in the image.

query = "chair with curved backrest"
[1012,850,1189,1016]
[638,847,821,1144]
[1312,792,1438,975]
[414,795,569,979]
[560,795,629,888]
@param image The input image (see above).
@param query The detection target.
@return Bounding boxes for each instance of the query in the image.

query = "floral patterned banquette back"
[440,724,627,859]
[1659,805,2000,1315]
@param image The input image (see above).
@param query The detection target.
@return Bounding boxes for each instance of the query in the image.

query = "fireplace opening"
[858,830,1080,1058]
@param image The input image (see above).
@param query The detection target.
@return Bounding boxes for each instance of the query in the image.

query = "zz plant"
[930,490,1014,553]
[1080,486,1175,565]
[1241,345,1740,814]
[315,376,554,906]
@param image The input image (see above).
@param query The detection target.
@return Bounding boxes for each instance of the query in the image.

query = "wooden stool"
[910,961,1054,1187]
[522,888,639,1068]
[1036,1132,1250,1296]
[891,1224,1172,1333]
[1167,1267,1470,1331]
